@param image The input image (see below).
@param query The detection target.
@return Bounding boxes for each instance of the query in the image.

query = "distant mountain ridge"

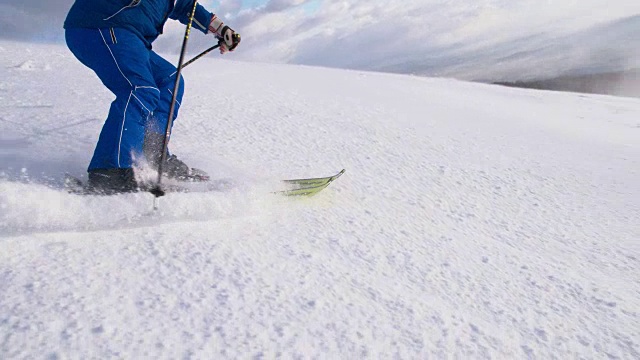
[494,69,640,98]
[373,14,640,98]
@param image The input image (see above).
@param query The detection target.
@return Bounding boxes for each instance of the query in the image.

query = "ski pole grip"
[230,33,241,51]
[219,32,241,51]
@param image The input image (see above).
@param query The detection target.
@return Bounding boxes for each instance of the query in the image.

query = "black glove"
[208,15,241,53]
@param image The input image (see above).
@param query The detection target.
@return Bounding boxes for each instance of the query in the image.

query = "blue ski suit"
[64,0,214,171]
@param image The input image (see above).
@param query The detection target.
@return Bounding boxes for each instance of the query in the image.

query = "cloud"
[214,0,242,19]
[264,0,311,13]
[1,0,639,81]
[229,0,640,80]
[1,0,72,14]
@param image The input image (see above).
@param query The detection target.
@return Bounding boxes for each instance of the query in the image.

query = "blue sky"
[241,0,268,7]
[1,0,639,81]
[231,0,320,13]
[200,0,321,19]
[300,0,321,14]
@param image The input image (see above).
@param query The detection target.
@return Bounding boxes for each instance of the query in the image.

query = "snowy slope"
[1,40,639,358]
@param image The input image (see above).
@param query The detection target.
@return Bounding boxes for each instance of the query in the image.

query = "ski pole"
[181,43,221,69]
[150,0,199,204]
[181,31,241,70]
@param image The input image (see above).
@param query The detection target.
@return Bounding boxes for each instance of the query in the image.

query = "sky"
[1,0,639,81]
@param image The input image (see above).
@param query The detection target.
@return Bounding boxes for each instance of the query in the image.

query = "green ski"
[64,169,345,197]
[279,169,345,197]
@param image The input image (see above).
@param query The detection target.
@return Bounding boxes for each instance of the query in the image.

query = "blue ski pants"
[65,27,184,170]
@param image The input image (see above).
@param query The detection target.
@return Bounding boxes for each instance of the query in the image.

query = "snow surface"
[0,40,639,358]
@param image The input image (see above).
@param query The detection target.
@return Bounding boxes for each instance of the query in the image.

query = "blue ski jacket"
[64,0,213,48]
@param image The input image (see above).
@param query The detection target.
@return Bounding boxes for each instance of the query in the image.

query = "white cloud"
[264,0,312,13]
[224,0,640,80]
[215,0,243,19]
[1,0,639,81]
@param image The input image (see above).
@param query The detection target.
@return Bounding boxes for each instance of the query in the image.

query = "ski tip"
[329,169,346,182]
[278,168,346,197]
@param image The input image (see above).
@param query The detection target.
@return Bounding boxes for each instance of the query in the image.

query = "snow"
[1,40,639,358]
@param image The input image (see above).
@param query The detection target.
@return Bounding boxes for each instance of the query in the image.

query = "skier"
[64,0,240,193]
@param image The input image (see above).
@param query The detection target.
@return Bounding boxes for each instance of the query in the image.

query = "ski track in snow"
[0,41,639,358]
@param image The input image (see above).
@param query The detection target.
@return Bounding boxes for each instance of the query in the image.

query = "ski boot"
[87,168,141,195]
[144,132,210,182]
